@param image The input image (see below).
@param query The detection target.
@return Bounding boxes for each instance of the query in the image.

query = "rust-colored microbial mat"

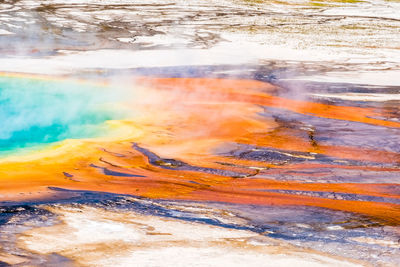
[1,0,400,265]
[1,76,399,216]
[1,73,400,265]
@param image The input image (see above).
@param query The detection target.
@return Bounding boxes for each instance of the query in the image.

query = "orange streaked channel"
[1,75,400,226]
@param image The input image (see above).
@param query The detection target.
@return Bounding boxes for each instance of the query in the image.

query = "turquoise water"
[0,76,120,155]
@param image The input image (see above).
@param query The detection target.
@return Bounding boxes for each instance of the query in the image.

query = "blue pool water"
[0,76,119,155]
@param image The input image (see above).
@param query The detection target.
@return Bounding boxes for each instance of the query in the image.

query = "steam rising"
[0,76,124,154]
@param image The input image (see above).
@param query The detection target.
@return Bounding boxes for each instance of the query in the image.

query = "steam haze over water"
[0,0,399,266]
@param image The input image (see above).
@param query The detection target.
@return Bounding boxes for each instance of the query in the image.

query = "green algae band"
[0,76,118,155]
